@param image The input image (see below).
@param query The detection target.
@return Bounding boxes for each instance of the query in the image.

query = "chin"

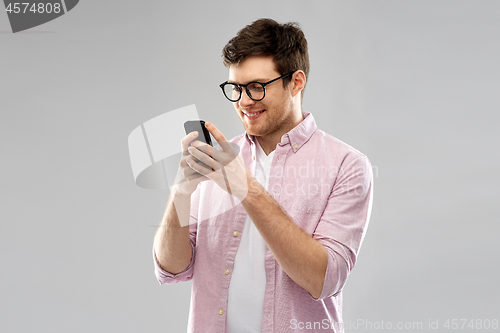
[242,123,260,136]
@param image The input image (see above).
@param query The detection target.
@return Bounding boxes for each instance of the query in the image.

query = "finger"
[187,157,218,176]
[190,140,220,161]
[180,156,201,172]
[181,157,213,184]
[181,131,198,155]
[184,155,208,169]
[204,122,236,152]
[184,162,210,181]
[204,122,228,145]
[188,147,221,171]
[184,155,216,170]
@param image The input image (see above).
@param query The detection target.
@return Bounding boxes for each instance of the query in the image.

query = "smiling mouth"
[242,110,265,117]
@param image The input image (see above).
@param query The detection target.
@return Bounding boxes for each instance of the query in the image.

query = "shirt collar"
[245,112,317,153]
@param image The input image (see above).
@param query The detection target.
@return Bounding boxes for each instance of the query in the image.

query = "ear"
[290,70,306,98]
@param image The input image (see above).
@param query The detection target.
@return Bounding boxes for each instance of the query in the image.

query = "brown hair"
[222,18,309,96]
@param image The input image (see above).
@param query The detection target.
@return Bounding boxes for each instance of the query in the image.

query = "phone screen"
[184,120,213,146]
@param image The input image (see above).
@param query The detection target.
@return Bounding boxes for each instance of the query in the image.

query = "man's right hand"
[171,131,210,196]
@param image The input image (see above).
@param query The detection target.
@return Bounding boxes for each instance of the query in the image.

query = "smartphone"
[184,120,213,147]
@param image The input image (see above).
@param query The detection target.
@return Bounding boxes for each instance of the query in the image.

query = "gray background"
[1,1,499,332]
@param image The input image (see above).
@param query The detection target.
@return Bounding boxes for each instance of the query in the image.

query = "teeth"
[243,110,264,117]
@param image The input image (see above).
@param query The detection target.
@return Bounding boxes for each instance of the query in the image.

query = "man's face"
[228,56,295,138]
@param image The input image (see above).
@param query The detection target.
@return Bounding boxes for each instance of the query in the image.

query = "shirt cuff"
[311,245,349,301]
[153,245,195,285]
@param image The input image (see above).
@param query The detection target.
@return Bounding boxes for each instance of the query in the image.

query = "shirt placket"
[261,143,288,333]
[219,139,258,332]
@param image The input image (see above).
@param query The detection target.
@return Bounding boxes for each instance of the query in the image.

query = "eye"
[247,83,264,92]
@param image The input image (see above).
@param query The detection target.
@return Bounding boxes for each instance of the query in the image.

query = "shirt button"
[225,269,230,275]
[233,231,239,237]
[219,309,224,315]
[294,144,298,149]
[252,155,255,160]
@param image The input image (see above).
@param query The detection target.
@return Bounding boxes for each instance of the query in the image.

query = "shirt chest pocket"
[277,176,331,234]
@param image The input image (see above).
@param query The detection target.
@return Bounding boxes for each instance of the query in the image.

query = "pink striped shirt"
[154,112,373,332]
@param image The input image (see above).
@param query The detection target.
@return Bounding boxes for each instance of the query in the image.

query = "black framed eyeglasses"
[219,72,294,102]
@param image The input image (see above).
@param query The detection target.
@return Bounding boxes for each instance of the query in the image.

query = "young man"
[153,19,373,333]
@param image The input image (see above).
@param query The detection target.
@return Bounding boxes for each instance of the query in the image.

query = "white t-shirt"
[226,140,275,333]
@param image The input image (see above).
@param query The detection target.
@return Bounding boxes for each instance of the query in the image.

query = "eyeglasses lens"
[223,83,265,102]
[246,83,264,101]
[223,84,240,102]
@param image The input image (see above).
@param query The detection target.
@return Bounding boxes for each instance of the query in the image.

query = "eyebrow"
[227,78,271,84]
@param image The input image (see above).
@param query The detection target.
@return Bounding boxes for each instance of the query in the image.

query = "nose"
[238,88,256,108]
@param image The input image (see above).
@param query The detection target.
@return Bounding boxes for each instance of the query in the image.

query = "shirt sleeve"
[153,186,200,285]
[312,154,373,300]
